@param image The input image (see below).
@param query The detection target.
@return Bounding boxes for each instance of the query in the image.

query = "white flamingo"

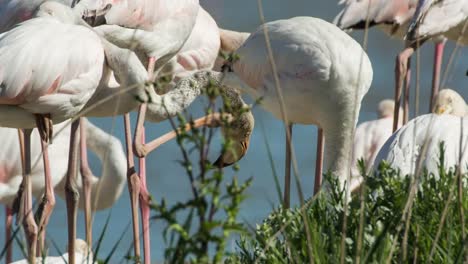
[334,0,451,131]
[395,0,468,130]
[432,88,468,116]
[169,16,373,203]
[0,0,74,33]
[0,3,109,261]
[375,113,468,178]
[77,2,199,261]
[351,100,403,189]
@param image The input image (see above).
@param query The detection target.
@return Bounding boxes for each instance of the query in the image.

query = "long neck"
[85,120,127,210]
[146,70,253,122]
[81,41,148,117]
[322,110,357,189]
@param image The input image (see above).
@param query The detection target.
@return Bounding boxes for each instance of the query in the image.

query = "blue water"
[1,0,468,262]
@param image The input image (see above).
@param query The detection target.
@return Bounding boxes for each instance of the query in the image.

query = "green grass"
[226,157,468,263]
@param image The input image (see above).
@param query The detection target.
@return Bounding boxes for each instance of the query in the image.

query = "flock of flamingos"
[0,0,467,263]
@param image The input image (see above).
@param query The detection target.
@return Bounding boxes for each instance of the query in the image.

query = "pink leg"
[429,41,445,111]
[65,119,81,264]
[284,124,293,209]
[79,118,93,250]
[35,115,56,256]
[20,129,38,264]
[132,57,155,264]
[5,207,13,264]
[143,113,226,155]
[133,57,156,159]
[313,128,324,195]
[124,114,142,263]
[139,129,151,264]
[394,48,415,132]
[403,59,412,125]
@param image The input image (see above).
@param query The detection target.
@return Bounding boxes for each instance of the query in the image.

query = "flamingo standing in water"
[1,119,126,263]
[334,0,453,131]
[168,17,373,203]
[351,100,403,189]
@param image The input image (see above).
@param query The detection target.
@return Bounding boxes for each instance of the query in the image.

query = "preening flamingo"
[351,100,402,189]
[78,2,199,261]
[80,14,253,262]
[145,7,255,165]
[334,0,451,131]
[432,88,467,116]
[170,17,373,203]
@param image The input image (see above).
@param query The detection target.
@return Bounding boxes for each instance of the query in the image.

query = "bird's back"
[408,0,468,45]
[334,0,417,39]
[0,18,104,106]
[170,7,220,74]
[352,117,393,176]
[233,17,372,124]
[375,114,468,177]
[104,0,199,31]
[0,0,73,33]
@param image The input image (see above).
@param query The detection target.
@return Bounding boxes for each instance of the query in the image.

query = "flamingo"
[334,0,451,131]
[154,6,220,93]
[167,17,373,203]
[144,7,255,165]
[80,21,254,263]
[1,119,125,263]
[395,0,468,130]
[351,100,403,189]
[11,239,95,264]
[432,88,468,116]
[374,113,468,178]
[0,2,111,261]
[76,2,200,262]
[0,0,74,33]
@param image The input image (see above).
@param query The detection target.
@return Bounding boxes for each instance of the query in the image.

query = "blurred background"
[1,0,467,261]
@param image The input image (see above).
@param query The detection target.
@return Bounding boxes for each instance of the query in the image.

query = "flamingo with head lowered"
[166,16,373,205]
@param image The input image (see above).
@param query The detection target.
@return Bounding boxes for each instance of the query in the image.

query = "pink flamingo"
[77,1,200,262]
[400,0,468,119]
[0,2,110,262]
[334,0,452,131]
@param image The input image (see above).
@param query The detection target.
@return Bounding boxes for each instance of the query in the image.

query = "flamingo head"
[432,89,467,117]
[377,99,402,119]
[212,89,254,168]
